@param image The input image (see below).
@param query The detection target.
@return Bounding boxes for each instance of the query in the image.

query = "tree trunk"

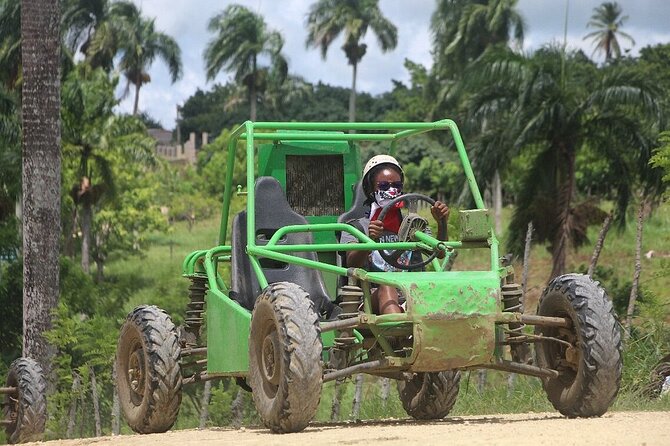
[351,374,364,420]
[349,62,357,123]
[80,200,92,274]
[79,384,85,438]
[133,75,141,115]
[93,230,105,282]
[231,388,244,427]
[66,373,81,438]
[199,380,212,429]
[493,170,503,235]
[550,146,576,280]
[625,197,646,338]
[250,56,257,121]
[90,366,102,436]
[477,369,487,393]
[506,372,516,396]
[64,208,77,258]
[94,257,104,283]
[112,362,120,435]
[21,0,61,376]
[380,377,390,408]
[521,222,533,301]
[588,211,613,277]
[330,379,344,421]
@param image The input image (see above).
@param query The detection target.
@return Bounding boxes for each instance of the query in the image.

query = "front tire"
[3,358,47,444]
[397,371,460,420]
[249,282,323,433]
[535,274,622,417]
[116,305,182,433]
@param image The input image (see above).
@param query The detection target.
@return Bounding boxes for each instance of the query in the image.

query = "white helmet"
[363,154,403,178]
[362,154,404,198]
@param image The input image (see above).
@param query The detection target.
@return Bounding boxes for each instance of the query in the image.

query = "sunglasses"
[376,181,403,191]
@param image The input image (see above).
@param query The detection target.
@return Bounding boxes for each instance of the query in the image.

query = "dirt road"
[32,412,670,446]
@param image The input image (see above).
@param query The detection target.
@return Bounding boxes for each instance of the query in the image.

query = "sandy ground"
[29,411,670,446]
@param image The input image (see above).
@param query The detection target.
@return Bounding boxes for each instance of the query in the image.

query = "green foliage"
[617,295,670,403]
[0,259,22,362]
[651,131,670,197]
[584,264,647,319]
[0,85,20,257]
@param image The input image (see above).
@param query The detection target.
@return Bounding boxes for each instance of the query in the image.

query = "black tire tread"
[249,282,322,433]
[117,305,182,433]
[397,370,460,420]
[536,274,622,417]
[4,358,47,444]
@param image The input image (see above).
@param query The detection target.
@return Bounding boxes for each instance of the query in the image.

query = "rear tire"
[645,354,670,398]
[116,305,182,433]
[3,358,47,444]
[535,274,622,417]
[397,371,460,420]
[249,282,322,433]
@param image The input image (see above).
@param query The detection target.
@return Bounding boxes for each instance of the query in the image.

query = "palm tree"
[62,0,109,57]
[305,0,397,122]
[20,0,61,372]
[88,1,182,115]
[62,65,156,274]
[431,0,525,232]
[432,0,525,76]
[584,1,635,62]
[466,46,659,278]
[204,4,287,121]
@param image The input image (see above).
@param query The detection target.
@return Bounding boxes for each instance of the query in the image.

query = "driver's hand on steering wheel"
[431,201,450,222]
[368,220,384,241]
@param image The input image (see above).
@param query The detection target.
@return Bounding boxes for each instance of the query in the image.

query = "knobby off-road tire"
[116,305,182,433]
[397,371,460,420]
[249,282,323,433]
[645,354,670,398]
[535,274,622,417]
[3,358,47,444]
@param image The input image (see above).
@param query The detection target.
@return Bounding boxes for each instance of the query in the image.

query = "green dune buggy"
[115,120,622,434]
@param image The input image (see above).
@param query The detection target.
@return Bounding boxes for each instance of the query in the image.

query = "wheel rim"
[259,321,281,398]
[544,310,581,384]
[127,342,146,405]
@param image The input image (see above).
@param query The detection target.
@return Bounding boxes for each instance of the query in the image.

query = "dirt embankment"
[28,411,670,446]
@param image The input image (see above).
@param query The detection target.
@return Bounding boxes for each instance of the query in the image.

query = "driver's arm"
[345,220,383,267]
[431,201,450,241]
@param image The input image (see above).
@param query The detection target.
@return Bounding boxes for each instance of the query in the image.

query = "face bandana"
[374,187,402,207]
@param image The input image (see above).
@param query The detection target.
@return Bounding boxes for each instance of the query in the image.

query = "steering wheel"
[376,193,448,270]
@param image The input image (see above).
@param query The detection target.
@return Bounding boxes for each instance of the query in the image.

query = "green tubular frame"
[215,119,493,272]
[183,119,504,376]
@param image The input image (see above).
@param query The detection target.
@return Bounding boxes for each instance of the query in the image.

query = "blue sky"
[119,0,670,128]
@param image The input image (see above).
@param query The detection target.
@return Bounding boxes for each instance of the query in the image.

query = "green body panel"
[364,270,500,370]
[408,271,499,370]
[459,209,493,242]
[206,289,251,375]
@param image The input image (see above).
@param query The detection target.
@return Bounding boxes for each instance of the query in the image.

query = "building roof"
[148,128,173,145]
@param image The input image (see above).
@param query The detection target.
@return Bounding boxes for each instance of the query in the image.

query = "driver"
[340,155,449,314]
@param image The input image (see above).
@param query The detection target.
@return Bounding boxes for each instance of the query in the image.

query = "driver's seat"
[337,181,367,239]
